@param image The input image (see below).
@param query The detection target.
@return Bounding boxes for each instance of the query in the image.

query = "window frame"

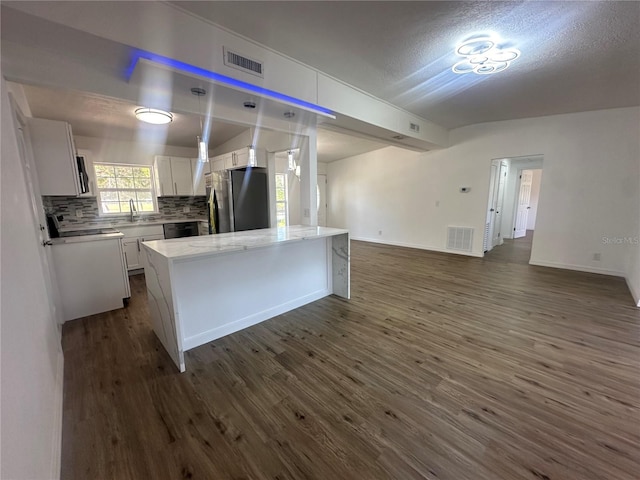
[275,172,289,227]
[93,162,159,216]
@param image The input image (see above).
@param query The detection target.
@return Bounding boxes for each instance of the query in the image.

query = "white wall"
[1,78,63,479]
[75,136,197,165]
[526,169,543,230]
[328,107,640,286]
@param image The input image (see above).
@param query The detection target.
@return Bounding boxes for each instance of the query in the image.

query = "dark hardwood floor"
[61,240,640,480]
[484,230,534,265]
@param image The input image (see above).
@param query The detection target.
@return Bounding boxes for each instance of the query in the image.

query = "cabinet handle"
[175,182,178,195]
[124,252,128,266]
[137,239,140,252]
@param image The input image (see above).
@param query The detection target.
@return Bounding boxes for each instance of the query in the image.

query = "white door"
[492,162,508,247]
[514,170,533,238]
[317,174,327,227]
[17,105,63,328]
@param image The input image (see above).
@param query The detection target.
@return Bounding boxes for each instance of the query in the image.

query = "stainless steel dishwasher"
[163,222,199,239]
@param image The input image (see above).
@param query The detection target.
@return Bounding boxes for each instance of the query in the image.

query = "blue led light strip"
[126,49,334,116]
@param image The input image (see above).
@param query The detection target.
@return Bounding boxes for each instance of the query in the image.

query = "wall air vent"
[223,47,264,78]
[410,123,420,133]
[447,226,474,252]
[392,135,406,140]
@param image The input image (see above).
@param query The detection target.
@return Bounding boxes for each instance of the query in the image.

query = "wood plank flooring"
[61,239,640,480]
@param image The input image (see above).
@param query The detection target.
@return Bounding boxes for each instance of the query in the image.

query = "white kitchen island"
[141,226,350,372]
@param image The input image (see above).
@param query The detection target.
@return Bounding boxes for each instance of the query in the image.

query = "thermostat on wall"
[460,187,471,193]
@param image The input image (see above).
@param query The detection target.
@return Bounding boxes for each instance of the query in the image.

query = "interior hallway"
[60,240,640,480]
[483,230,535,265]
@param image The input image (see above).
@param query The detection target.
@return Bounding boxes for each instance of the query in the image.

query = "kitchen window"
[93,163,158,215]
[275,173,289,227]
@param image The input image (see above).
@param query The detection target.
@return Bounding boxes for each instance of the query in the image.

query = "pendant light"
[248,126,257,167]
[284,111,296,172]
[191,87,208,162]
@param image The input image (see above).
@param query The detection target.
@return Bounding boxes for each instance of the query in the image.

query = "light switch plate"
[75,209,83,218]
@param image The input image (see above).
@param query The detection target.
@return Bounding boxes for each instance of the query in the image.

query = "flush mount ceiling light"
[134,107,173,124]
[452,36,520,75]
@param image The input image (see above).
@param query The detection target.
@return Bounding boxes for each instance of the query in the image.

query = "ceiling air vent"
[410,122,420,133]
[223,47,264,78]
[392,134,406,140]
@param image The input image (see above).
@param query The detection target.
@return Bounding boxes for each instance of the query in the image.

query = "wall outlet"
[75,209,83,218]
[303,208,310,218]
[378,230,382,236]
[593,253,601,261]
[183,206,191,213]
[435,200,440,207]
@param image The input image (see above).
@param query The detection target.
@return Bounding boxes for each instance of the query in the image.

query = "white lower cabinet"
[119,225,165,271]
[51,237,130,322]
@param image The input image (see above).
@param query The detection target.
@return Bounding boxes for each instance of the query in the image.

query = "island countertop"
[142,225,349,261]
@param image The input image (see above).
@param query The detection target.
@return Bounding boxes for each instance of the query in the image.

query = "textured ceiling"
[22,85,248,149]
[21,84,382,162]
[172,1,640,128]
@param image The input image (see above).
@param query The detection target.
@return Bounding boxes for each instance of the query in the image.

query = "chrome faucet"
[129,198,137,222]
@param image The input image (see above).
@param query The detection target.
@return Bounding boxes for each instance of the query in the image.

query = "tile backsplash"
[43,196,208,229]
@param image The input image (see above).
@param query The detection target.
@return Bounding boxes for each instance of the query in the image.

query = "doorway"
[484,155,544,264]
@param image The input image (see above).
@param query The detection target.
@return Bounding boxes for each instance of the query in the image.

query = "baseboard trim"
[529,259,625,278]
[182,288,332,351]
[351,236,484,258]
[626,275,640,307]
[50,350,64,479]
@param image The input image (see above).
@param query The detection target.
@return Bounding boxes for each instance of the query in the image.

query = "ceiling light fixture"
[248,126,257,167]
[284,111,297,172]
[134,107,173,124]
[191,87,209,163]
[452,36,520,75]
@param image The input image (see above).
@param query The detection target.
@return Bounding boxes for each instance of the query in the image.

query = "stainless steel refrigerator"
[205,167,270,234]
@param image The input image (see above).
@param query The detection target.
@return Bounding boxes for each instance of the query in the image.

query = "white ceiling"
[21,84,247,149]
[20,84,384,162]
[171,1,640,129]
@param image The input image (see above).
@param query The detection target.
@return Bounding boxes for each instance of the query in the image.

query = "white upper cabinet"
[154,156,174,197]
[29,118,82,196]
[223,147,266,170]
[211,155,227,172]
[171,157,193,195]
[154,155,209,196]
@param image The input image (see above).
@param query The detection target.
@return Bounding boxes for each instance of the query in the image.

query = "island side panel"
[331,233,350,299]
[172,237,331,352]
[141,245,185,372]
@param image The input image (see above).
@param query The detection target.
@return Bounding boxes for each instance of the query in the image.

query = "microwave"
[76,154,90,195]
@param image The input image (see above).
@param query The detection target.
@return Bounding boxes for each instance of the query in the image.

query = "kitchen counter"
[57,217,207,233]
[51,232,124,244]
[142,225,349,260]
[141,225,350,372]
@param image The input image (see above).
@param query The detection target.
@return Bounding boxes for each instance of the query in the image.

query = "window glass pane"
[132,166,151,178]
[139,202,155,212]
[119,191,136,202]
[94,164,114,178]
[137,192,152,202]
[115,166,133,178]
[120,202,131,213]
[134,177,151,189]
[101,202,121,214]
[100,191,118,202]
[97,177,117,189]
[116,177,134,189]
